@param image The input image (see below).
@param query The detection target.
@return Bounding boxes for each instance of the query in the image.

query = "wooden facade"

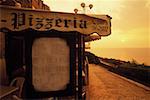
[0,5,111,99]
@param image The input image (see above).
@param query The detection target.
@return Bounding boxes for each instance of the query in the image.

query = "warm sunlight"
[0,0,150,100]
[0,1,150,99]
[121,39,126,43]
[43,0,149,48]
[43,0,150,64]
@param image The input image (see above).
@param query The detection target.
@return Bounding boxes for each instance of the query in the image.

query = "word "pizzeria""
[10,13,87,30]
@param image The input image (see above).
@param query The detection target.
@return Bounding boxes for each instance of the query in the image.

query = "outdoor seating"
[10,77,25,98]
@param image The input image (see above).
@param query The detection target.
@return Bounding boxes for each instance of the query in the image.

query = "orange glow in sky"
[43,0,149,49]
[43,0,150,64]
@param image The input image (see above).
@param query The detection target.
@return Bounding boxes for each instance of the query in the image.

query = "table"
[0,85,19,99]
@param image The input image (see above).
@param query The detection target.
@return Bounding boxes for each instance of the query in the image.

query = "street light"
[89,4,93,9]
[74,2,93,14]
[74,8,78,14]
[81,3,85,8]
[81,3,93,9]
[74,3,94,51]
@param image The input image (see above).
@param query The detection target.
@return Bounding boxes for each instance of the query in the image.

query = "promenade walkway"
[89,64,150,100]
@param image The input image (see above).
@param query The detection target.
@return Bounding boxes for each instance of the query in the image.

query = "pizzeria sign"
[0,6,111,36]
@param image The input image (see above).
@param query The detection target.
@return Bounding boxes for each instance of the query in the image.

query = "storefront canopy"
[0,5,111,41]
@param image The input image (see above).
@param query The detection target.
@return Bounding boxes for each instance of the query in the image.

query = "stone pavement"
[89,64,150,100]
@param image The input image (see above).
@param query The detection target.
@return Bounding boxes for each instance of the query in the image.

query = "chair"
[10,77,25,98]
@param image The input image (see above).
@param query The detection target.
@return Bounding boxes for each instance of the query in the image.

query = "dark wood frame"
[77,34,85,99]
[2,28,87,99]
[4,29,26,81]
[23,29,77,98]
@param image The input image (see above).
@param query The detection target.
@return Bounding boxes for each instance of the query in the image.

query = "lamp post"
[74,2,93,14]
[74,3,94,100]
[74,3,93,50]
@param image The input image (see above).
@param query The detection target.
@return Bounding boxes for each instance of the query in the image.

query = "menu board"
[32,37,70,91]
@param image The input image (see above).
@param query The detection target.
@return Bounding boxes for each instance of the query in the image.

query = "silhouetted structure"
[0,0,50,10]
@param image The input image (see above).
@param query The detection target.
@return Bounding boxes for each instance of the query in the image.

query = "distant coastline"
[90,48,150,66]
[85,51,150,87]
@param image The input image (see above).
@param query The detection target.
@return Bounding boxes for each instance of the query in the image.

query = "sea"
[90,48,150,66]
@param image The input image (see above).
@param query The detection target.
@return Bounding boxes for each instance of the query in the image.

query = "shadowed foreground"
[89,64,150,100]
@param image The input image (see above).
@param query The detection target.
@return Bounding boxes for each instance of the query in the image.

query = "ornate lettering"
[55,19,62,27]
[28,15,33,26]
[11,13,25,29]
[64,19,71,28]
[79,20,87,28]
[45,18,53,29]
[9,13,88,30]
[73,17,77,28]
[35,18,44,29]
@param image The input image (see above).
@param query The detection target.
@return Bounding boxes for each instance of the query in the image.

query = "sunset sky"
[43,0,150,49]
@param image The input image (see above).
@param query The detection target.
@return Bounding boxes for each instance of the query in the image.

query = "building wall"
[0,0,50,10]
[16,0,32,8]
[32,0,50,10]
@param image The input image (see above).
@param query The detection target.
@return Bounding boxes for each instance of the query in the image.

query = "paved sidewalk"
[89,64,150,100]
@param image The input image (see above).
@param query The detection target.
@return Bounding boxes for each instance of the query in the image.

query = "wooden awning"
[0,5,111,41]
